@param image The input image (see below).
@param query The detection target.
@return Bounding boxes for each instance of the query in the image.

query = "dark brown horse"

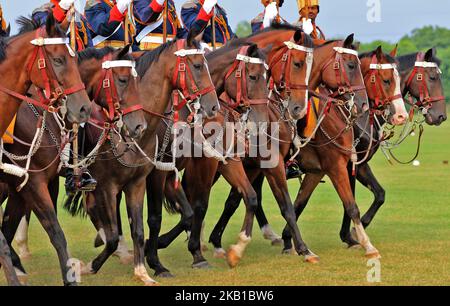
[62,29,219,285]
[0,14,91,140]
[0,46,145,286]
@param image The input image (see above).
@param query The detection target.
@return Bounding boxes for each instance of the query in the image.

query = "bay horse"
[0,14,91,140]
[208,30,382,263]
[63,29,219,285]
[0,46,146,286]
[338,47,447,246]
[138,42,272,277]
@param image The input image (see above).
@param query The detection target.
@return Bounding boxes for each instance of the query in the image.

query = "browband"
[284,41,314,53]
[174,49,205,57]
[415,61,442,74]
[236,54,269,70]
[102,60,138,77]
[369,63,397,70]
[333,46,359,57]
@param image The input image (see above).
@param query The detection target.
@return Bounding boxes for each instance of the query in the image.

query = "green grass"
[1,118,450,286]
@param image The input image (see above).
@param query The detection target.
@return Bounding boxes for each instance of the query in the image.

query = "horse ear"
[343,34,354,48]
[45,12,57,37]
[247,43,259,57]
[390,44,398,57]
[425,47,437,61]
[187,27,203,48]
[117,44,131,59]
[5,25,10,37]
[375,45,383,61]
[294,29,303,43]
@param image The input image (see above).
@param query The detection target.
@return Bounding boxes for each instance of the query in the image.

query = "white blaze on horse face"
[391,68,408,125]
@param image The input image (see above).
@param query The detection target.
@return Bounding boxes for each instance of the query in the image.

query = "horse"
[208,31,389,263]
[0,45,146,286]
[338,47,447,246]
[61,28,219,285]
[0,14,91,141]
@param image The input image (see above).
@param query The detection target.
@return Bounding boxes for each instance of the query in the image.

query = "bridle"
[92,54,143,130]
[268,39,314,111]
[220,45,269,110]
[364,54,402,112]
[320,45,366,101]
[404,52,445,111]
[0,28,85,115]
[170,39,216,123]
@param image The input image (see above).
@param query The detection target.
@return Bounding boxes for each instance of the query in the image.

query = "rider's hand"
[59,0,76,11]
[302,18,314,35]
[117,0,132,14]
[263,2,278,28]
[202,0,218,15]
[155,0,165,5]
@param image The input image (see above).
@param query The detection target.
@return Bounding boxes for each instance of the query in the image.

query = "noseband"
[0,28,85,114]
[220,45,269,109]
[364,54,402,110]
[405,52,445,110]
[92,54,143,129]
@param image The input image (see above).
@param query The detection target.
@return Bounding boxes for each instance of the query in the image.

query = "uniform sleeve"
[85,2,125,37]
[181,3,212,34]
[133,0,164,24]
[251,22,262,34]
[32,11,49,25]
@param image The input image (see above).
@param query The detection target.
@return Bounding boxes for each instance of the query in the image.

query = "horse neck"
[79,59,104,100]
[397,54,416,95]
[207,51,235,97]
[0,31,37,94]
[309,42,336,90]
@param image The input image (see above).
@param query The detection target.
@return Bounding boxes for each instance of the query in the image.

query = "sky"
[2,0,450,42]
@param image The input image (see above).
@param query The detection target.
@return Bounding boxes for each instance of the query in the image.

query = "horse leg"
[281,173,324,253]
[145,170,173,278]
[112,192,133,265]
[0,230,21,286]
[358,163,386,228]
[14,213,31,260]
[2,192,28,284]
[158,173,194,249]
[339,163,361,247]
[25,183,78,285]
[328,162,380,259]
[263,158,319,262]
[124,179,156,286]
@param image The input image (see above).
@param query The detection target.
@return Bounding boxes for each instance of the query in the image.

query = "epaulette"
[86,0,102,10]
[251,13,264,24]
[32,3,53,15]
[182,0,200,10]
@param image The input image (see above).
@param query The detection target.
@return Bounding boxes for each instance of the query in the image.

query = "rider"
[85,0,136,50]
[181,0,234,50]
[295,0,325,43]
[251,0,285,33]
[133,0,187,50]
[32,0,93,50]
[0,4,9,37]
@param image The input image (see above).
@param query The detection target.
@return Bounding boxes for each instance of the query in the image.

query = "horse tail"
[63,192,88,218]
[163,195,181,215]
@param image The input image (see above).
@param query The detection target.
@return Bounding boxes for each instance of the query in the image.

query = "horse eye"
[429,75,437,81]
[53,57,64,66]
[193,64,202,70]
[347,62,356,70]
[293,62,303,69]
[118,77,128,85]
[383,79,391,85]
[249,75,258,81]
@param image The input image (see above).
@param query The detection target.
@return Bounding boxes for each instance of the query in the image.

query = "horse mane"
[136,38,201,77]
[78,47,134,64]
[397,52,442,71]
[0,38,6,63]
[360,50,397,64]
[249,23,301,37]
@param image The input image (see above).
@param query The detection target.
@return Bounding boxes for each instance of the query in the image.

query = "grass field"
[1,118,449,286]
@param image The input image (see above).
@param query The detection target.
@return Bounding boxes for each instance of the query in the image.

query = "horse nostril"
[80,105,91,119]
[439,115,447,123]
[212,105,218,113]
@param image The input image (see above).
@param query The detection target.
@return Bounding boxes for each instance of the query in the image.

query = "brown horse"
[62,29,219,285]
[0,14,91,140]
[0,46,146,286]
[208,29,378,264]
[338,47,447,246]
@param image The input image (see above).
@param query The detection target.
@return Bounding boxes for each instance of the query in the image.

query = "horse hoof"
[14,268,28,286]
[213,248,227,259]
[271,238,283,246]
[117,254,134,265]
[304,254,320,264]
[226,248,241,268]
[133,275,159,286]
[80,261,95,275]
[155,271,174,278]
[144,280,159,286]
[365,250,381,259]
[192,261,210,269]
